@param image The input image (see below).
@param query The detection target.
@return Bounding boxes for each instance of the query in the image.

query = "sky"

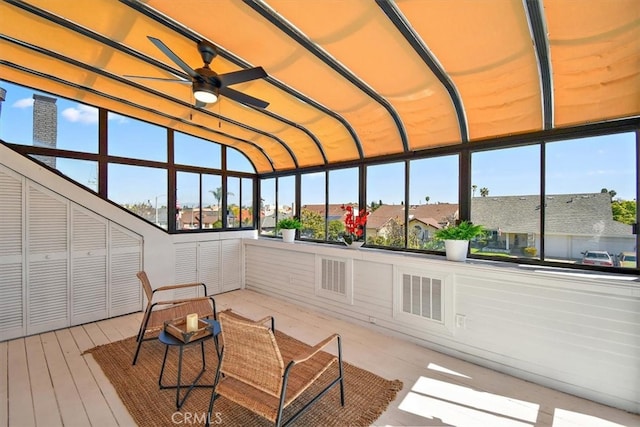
[1,80,636,207]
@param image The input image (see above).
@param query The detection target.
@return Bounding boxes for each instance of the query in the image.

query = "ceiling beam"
[242,0,409,156]
[376,0,469,143]
[525,0,554,130]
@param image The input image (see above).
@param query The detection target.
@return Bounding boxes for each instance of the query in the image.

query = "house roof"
[367,203,459,230]
[1,1,638,173]
[471,193,632,236]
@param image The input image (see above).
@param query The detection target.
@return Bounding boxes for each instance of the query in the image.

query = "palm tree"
[480,187,489,197]
[472,185,478,197]
[209,187,235,219]
[425,196,430,204]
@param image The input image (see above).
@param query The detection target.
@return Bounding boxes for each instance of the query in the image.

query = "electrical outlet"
[455,314,466,329]
[368,316,377,324]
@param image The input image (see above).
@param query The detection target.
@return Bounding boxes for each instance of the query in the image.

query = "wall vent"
[402,273,442,322]
[393,266,454,335]
[315,255,353,304]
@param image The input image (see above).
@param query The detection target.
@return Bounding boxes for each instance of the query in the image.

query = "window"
[227,177,240,228]
[471,145,541,260]
[328,168,358,243]
[241,178,254,227]
[108,164,167,227]
[228,147,254,173]
[409,155,459,251]
[174,132,220,169]
[545,133,636,266]
[0,81,99,153]
[367,162,405,248]
[277,176,295,238]
[260,178,275,235]
[301,172,326,240]
[108,113,166,162]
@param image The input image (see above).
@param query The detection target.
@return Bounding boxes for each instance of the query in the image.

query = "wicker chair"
[132,271,217,365]
[206,311,344,427]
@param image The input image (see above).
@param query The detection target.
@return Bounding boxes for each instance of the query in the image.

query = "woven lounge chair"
[206,311,344,427]
[132,271,217,365]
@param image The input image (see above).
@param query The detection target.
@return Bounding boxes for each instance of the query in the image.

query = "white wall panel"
[244,238,640,413]
[0,165,24,340]
[26,183,68,335]
[71,206,108,325]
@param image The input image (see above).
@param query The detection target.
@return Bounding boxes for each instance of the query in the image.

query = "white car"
[580,250,614,267]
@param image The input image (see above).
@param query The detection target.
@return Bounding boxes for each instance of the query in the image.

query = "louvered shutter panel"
[71,206,108,325]
[175,243,199,298]
[198,241,221,295]
[0,166,25,341]
[26,183,69,335]
[221,240,242,292]
[110,223,142,316]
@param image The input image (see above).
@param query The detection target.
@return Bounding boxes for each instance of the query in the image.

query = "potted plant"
[276,217,302,243]
[434,220,485,262]
[340,205,370,249]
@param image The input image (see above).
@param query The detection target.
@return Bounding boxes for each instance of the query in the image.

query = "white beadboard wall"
[0,144,253,313]
[244,238,640,413]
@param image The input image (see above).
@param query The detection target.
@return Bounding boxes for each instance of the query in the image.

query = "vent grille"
[402,273,442,321]
[321,258,346,295]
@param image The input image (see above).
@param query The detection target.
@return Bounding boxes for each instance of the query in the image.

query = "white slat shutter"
[221,239,242,292]
[109,223,142,316]
[0,165,25,341]
[198,241,221,295]
[175,243,199,298]
[71,205,108,325]
[26,183,69,335]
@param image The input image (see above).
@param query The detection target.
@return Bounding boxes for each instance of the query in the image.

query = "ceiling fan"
[126,36,269,109]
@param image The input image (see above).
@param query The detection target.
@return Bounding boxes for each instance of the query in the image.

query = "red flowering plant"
[340,204,370,244]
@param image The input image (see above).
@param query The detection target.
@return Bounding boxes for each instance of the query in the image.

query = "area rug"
[85,326,403,426]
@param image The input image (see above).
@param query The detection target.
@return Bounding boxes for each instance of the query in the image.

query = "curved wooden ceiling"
[1,0,638,173]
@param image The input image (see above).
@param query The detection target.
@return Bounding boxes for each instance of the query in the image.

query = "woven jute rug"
[85,326,403,426]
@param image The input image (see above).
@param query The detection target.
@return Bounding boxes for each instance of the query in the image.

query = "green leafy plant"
[276,217,302,230]
[523,246,538,257]
[434,221,485,241]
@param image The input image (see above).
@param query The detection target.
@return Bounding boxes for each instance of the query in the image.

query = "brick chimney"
[32,94,58,168]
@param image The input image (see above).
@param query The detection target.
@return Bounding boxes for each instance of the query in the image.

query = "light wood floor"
[1,289,638,427]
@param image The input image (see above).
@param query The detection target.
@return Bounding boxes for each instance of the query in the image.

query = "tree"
[300,208,325,239]
[472,185,477,197]
[480,187,489,197]
[209,187,234,213]
[612,200,636,225]
[425,196,430,204]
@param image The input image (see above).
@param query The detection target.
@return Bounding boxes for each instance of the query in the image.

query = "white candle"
[186,313,198,332]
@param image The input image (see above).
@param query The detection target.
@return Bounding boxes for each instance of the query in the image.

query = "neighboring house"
[301,204,346,222]
[178,207,221,229]
[471,193,633,259]
[367,203,459,241]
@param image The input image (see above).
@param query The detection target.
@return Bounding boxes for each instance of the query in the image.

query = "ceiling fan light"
[193,81,218,103]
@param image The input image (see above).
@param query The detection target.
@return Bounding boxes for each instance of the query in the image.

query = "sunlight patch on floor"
[552,408,628,427]
[398,376,539,427]
[427,362,471,378]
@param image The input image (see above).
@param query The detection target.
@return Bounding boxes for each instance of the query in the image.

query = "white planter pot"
[345,241,364,250]
[281,228,296,243]
[444,240,469,262]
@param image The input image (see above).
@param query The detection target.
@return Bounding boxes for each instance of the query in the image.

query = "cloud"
[108,112,129,124]
[12,98,34,108]
[61,104,99,124]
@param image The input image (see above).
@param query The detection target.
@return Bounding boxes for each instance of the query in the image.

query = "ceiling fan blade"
[218,66,267,87]
[147,36,199,80]
[124,74,190,83]
[220,87,269,109]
